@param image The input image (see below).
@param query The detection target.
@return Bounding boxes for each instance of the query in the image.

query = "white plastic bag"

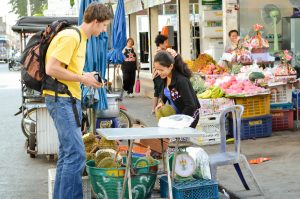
[158,114,194,128]
[186,147,211,179]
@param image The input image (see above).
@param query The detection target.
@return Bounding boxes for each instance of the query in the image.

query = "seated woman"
[225,29,241,53]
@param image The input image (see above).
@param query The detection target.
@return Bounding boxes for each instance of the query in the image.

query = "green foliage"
[9,0,47,17]
[249,72,265,82]
[70,0,75,8]
[190,74,206,94]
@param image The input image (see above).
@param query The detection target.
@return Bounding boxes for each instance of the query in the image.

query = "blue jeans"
[45,96,85,199]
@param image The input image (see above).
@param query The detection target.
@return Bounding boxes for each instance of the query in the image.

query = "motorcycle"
[8,51,22,71]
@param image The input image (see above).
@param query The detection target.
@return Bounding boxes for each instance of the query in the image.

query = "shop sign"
[125,0,143,14]
[125,0,171,14]
[202,0,222,6]
[148,0,171,7]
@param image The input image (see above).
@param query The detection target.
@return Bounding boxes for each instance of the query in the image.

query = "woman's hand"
[166,48,178,58]
[155,102,163,112]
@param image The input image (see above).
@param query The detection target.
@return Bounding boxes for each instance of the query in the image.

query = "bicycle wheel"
[21,108,37,138]
[118,110,132,128]
[28,133,36,158]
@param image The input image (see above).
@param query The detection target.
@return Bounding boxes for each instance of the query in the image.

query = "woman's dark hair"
[155,35,168,47]
[228,29,239,37]
[126,37,134,45]
[154,51,192,78]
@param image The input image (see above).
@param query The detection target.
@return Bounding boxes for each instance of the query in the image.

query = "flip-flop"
[248,157,272,164]
[226,138,235,144]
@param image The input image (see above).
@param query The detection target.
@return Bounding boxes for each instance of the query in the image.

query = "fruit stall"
[187,24,299,144]
[61,24,300,199]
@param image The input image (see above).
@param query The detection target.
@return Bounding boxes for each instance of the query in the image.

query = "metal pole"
[121,139,134,199]
[176,0,182,54]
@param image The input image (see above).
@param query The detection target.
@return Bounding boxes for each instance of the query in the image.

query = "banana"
[210,86,219,92]
[199,90,212,99]
[211,86,221,98]
[199,87,223,99]
[218,89,224,98]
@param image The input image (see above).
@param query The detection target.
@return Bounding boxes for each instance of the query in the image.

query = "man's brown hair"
[83,2,113,23]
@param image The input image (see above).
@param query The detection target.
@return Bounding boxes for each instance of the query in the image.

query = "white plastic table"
[97,127,203,199]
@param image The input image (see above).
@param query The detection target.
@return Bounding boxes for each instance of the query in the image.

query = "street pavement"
[122,95,300,199]
[0,63,56,199]
[1,62,300,199]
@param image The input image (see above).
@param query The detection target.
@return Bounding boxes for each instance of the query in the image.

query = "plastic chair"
[209,105,264,195]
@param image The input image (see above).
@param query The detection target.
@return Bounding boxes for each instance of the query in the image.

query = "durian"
[85,144,94,153]
[98,137,118,149]
[82,133,96,144]
[161,105,176,116]
[155,105,176,120]
[97,157,120,168]
[86,152,95,161]
[94,151,112,166]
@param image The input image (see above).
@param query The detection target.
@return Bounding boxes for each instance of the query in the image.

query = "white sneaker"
[128,93,134,98]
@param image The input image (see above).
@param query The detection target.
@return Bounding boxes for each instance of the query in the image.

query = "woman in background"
[152,34,168,113]
[121,38,137,98]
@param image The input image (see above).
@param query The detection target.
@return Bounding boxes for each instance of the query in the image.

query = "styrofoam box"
[48,168,91,199]
[191,114,221,146]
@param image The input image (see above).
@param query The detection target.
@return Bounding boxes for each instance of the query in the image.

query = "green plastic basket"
[86,159,160,199]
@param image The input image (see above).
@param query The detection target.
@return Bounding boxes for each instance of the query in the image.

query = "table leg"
[296,89,299,129]
[161,139,166,172]
[121,139,134,199]
[165,148,173,199]
[171,138,179,179]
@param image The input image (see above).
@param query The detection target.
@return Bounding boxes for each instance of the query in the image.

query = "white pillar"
[148,6,159,72]
[222,0,239,50]
[129,13,138,50]
[177,0,191,60]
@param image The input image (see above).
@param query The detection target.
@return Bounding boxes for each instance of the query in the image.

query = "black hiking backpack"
[20,19,81,92]
[20,20,82,127]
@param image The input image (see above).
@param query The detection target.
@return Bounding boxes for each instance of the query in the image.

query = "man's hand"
[80,72,102,88]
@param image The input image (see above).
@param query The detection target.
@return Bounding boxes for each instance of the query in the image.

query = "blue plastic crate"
[160,176,219,199]
[270,103,293,110]
[240,115,272,140]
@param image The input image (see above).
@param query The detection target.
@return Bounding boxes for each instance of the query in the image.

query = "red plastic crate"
[271,110,294,131]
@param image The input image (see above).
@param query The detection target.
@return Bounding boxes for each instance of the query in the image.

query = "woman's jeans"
[45,96,85,199]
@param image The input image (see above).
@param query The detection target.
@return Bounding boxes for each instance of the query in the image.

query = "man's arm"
[46,56,101,88]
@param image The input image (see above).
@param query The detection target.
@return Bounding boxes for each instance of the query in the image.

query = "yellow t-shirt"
[43,27,88,100]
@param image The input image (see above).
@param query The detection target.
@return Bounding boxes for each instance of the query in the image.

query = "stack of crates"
[234,95,272,139]
[194,98,234,146]
[270,84,294,131]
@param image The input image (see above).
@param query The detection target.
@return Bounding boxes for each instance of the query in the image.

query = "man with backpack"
[44,3,112,199]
